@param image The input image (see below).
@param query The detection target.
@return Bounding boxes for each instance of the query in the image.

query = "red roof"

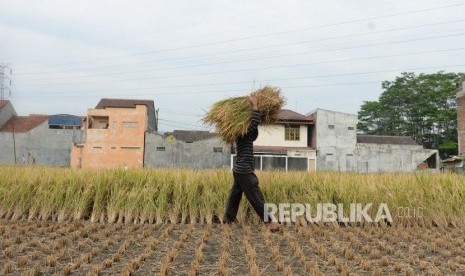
[0,115,48,132]
[277,109,313,124]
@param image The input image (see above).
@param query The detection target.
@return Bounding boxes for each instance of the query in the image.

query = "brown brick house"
[71,99,157,169]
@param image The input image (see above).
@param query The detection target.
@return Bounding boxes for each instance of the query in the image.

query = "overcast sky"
[1,0,464,132]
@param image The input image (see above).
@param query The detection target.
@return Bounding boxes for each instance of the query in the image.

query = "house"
[251,109,316,171]
[0,98,445,172]
[0,100,83,166]
[310,108,438,172]
[71,99,157,169]
[252,108,439,172]
[308,109,439,172]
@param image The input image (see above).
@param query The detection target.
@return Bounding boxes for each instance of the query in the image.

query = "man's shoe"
[222,217,237,224]
[212,215,222,224]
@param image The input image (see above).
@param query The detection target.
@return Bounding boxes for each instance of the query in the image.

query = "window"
[285,125,300,141]
[123,121,138,128]
[328,125,335,129]
[213,147,223,153]
[157,147,166,151]
[326,153,335,162]
[88,116,109,129]
[93,146,102,149]
[348,126,354,130]
[120,146,141,150]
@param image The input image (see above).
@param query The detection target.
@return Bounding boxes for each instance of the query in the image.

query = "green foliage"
[358,72,463,154]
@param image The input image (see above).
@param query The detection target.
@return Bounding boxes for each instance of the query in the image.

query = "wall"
[309,108,438,172]
[0,101,16,128]
[0,122,83,166]
[354,144,438,173]
[311,109,358,171]
[313,109,357,148]
[144,133,231,169]
[255,124,308,147]
[71,105,147,169]
[457,80,465,155]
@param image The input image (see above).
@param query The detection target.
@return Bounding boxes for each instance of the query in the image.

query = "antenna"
[0,63,13,100]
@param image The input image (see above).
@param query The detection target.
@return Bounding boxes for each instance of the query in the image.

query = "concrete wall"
[316,146,357,172]
[310,108,438,173]
[354,144,438,173]
[457,80,465,155]
[255,124,308,147]
[311,109,358,171]
[315,143,438,173]
[0,122,84,166]
[144,133,231,169]
[0,101,16,128]
[313,108,358,148]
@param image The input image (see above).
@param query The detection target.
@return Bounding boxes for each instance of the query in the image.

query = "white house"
[252,109,317,171]
[252,108,439,173]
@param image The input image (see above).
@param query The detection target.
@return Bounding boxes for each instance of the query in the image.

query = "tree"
[358,72,463,155]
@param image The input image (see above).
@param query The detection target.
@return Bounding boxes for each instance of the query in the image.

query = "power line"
[15,2,465,70]
[16,43,465,86]
[11,64,465,99]
[11,0,309,68]
[15,19,465,76]
[12,63,465,98]
[158,119,205,128]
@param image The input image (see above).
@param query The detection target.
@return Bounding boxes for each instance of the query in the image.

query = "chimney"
[457,76,465,156]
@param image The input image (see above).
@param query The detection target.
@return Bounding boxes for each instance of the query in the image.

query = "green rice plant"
[154,171,174,224]
[169,172,189,223]
[89,170,111,223]
[1,166,465,226]
[106,169,132,223]
[138,173,159,224]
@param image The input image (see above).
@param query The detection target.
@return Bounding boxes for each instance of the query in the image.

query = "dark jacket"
[233,110,260,174]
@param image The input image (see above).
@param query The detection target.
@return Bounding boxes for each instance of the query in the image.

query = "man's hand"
[249,95,259,110]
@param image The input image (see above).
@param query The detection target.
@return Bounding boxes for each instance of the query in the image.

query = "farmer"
[222,94,280,232]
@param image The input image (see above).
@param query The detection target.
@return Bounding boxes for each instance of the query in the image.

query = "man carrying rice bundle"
[204,86,283,232]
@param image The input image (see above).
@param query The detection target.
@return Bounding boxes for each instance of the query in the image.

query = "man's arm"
[249,109,261,128]
[248,95,261,137]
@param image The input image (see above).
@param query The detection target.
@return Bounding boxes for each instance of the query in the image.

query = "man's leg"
[235,172,269,222]
[223,174,243,223]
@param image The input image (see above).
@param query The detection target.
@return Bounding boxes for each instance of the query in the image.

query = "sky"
[1,0,465,132]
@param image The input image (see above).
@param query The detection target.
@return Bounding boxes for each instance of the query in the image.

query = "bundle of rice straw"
[203,86,285,144]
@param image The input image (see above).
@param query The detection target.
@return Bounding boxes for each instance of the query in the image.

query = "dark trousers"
[223,172,268,223]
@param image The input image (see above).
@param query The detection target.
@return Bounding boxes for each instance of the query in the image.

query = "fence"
[231,154,316,172]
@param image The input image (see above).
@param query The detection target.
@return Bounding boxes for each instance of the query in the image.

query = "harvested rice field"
[1,167,465,275]
[1,220,465,275]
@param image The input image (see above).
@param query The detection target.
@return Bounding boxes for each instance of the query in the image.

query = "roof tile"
[357,134,418,145]
[277,109,314,124]
[0,115,49,132]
